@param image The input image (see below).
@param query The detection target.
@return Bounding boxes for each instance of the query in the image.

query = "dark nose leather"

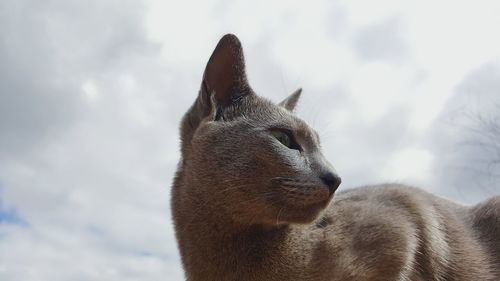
[320,172,341,194]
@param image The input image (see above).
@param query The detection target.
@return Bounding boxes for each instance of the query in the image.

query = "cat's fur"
[171,34,500,281]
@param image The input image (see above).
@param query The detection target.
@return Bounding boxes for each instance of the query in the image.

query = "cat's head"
[178,34,340,225]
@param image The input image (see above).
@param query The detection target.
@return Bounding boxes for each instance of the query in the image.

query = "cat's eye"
[271,130,300,150]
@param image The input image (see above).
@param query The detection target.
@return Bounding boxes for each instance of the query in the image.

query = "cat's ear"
[202,34,251,108]
[180,34,251,150]
[279,88,302,111]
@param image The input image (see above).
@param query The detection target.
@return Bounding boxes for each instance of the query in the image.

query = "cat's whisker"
[276,207,284,226]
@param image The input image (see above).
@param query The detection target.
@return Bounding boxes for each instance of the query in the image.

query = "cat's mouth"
[267,177,334,224]
[271,178,333,206]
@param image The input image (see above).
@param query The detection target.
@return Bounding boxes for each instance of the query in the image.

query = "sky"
[1,0,499,280]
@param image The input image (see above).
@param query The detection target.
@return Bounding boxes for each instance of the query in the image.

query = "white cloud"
[381,147,433,184]
[348,61,412,122]
[82,80,100,103]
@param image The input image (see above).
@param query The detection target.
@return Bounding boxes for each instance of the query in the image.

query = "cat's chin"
[266,181,334,224]
[265,199,332,225]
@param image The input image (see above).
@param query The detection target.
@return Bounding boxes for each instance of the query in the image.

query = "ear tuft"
[202,34,250,107]
[279,88,302,111]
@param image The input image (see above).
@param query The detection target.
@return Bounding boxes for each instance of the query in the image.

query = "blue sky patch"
[0,188,28,226]
[0,207,28,226]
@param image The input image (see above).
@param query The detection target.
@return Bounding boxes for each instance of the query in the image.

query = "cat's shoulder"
[326,183,466,223]
[335,183,461,205]
[334,183,434,204]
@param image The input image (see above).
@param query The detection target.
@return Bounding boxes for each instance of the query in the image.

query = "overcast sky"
[1,0,500,280]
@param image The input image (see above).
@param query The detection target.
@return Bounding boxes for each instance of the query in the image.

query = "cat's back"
[468,195,500,268]
[302,184,499,280]
[330,184,467,218]
[324,184,469,243]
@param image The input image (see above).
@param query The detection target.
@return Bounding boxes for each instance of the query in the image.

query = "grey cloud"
[0,0,158,160]
[330,106,414,188]
[0,2,79,159]
[0,0,184,280]
[428,63,500,203]
[353,18,409,62]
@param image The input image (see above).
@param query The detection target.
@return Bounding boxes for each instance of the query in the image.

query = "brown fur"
[171,34,500,281]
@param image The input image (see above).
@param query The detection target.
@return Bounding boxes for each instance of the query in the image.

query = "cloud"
[0,0,183,280]
[427,63,500,203]
[352,18,409,62]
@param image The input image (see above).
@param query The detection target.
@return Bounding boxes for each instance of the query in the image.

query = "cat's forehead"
[248,96,314,134]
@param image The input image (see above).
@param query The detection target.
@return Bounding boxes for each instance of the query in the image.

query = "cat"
[171,34,500,281]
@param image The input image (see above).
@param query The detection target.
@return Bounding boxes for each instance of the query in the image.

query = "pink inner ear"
[203,34,248,106]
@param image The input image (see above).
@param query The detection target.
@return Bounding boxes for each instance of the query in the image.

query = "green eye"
[271,131,292,148]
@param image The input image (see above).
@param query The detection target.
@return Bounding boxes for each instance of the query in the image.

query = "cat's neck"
[173,179,300,281]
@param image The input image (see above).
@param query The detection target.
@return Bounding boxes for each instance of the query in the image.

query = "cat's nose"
[319,171,341,194]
